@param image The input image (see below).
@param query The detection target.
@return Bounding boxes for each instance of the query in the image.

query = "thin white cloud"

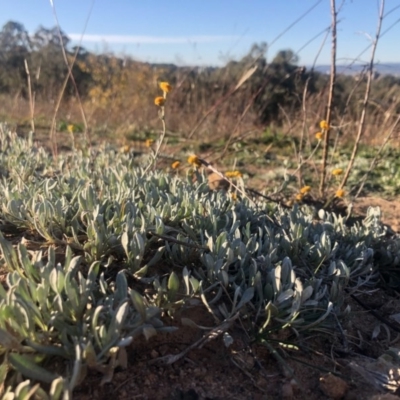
[68,33,238,44]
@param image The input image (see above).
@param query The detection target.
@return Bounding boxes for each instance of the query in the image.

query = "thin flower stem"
[144,109,166,174]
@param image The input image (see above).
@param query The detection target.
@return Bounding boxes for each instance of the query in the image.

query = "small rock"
[319,373,348,399]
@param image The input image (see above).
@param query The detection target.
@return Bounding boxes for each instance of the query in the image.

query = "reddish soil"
[73,292,400,400]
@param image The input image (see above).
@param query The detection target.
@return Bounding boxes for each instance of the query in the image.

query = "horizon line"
[68,33,240,44]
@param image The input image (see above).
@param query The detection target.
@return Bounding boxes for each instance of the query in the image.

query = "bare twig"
[149,313,240,365]
[199,158,253,204]
[268,0,323,50]
[339,0,385,190]
[349,291,400,334]
[319,0,338,196]
[149,231,209,251]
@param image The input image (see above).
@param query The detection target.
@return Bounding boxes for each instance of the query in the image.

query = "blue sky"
[2,0,400,66]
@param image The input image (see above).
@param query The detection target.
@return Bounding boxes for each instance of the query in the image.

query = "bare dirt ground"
[73,292,400,400]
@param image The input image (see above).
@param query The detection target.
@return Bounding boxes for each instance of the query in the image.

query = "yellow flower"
[332,168,343,176]
[187,155,202,168]
[315,132,323,140]
[145,139,154,147]
[159,82,172,93]
[295,193,303,202]
[231,192,237,201]
[225,170,242,178]
[300,185,311,194]
[335,189,345,198]
[67,124,75,134]
[154,96,165,106]
[171,161,181,169]
[320,120,330,130]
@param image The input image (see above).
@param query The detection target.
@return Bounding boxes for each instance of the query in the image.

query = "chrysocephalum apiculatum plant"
[0,121,399,396]
[144,81,172,173]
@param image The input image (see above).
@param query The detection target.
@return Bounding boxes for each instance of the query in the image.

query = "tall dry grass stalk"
[48,0,94,158]
[24,59,35,133]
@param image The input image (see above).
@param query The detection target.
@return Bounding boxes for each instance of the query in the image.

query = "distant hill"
[312,62,400,77]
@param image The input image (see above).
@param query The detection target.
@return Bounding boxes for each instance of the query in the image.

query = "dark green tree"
[0,21,32,93]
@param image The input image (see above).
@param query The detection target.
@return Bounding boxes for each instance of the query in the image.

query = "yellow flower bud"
[320,120,330,130]
[332,168,343,176]
[295,193,303,202]
[67,124,75,134]
[159,82,172,93]
[225,170,242,178]
[300,185,311,194]
[187,155,202,168]
[145,139,154,147]
[171,161,181,169]
[154,96,165,106]
[335,189,345,198]
[315,132,323,140]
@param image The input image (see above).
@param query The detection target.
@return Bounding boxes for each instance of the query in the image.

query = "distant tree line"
[1,20,400,132]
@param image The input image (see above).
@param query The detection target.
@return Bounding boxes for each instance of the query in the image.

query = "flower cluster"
[154,81,172,107]
[294,186,312,202]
